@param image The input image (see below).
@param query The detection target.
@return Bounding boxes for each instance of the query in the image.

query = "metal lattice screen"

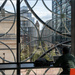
[0,0,72,75]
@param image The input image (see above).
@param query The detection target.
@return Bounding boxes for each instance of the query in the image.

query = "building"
[0,9,16,74]
[20,6,37,46]
[35,21,39,31]
[42,20,53,47]
[52,0,71,43]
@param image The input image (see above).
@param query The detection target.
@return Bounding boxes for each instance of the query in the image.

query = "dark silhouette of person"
[54,46,75,75]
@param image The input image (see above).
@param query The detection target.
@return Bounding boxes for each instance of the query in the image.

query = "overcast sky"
[0,0,52,30]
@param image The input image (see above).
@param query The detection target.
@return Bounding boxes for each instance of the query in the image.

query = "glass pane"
[20,0,71,63]
[0,0,17,63]
[0,0,72,74]
[20,0,53,62]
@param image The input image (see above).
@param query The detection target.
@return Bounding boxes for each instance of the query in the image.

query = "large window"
[0,0,72,75]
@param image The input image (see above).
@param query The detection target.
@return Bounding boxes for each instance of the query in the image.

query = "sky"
[0,0,52,30]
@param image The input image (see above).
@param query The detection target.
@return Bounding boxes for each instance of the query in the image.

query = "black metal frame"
[17,0,20,74]
[0,62,54,70]
[71,0,75,56]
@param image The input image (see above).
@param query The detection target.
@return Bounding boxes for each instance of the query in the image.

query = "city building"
[52,0,71,43]
[42,20,53,47]
[0,9,16,74]
[20,6,37,46]
[35,21,39,31]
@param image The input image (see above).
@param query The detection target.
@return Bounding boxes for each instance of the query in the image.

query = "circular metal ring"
[0,41,16,62]
[20,0,38,14]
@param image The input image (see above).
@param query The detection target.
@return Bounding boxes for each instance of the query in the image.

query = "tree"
[21,45,29,61]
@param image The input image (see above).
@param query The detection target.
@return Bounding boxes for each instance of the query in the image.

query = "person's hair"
[62,46,69,54]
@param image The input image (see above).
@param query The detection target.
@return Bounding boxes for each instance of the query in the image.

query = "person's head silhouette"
[62,46,69,54]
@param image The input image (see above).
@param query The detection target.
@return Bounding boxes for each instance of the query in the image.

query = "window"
[0,0,72,75]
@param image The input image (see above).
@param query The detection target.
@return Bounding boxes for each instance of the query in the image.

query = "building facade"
[0,10,17,74]
[52,0,71,43]
[42,20,53,47]
[20,6,37,46]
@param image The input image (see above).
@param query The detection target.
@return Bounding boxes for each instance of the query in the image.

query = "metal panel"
[71,0,75,55]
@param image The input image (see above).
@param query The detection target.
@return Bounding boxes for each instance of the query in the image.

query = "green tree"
[21,45,29,61]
